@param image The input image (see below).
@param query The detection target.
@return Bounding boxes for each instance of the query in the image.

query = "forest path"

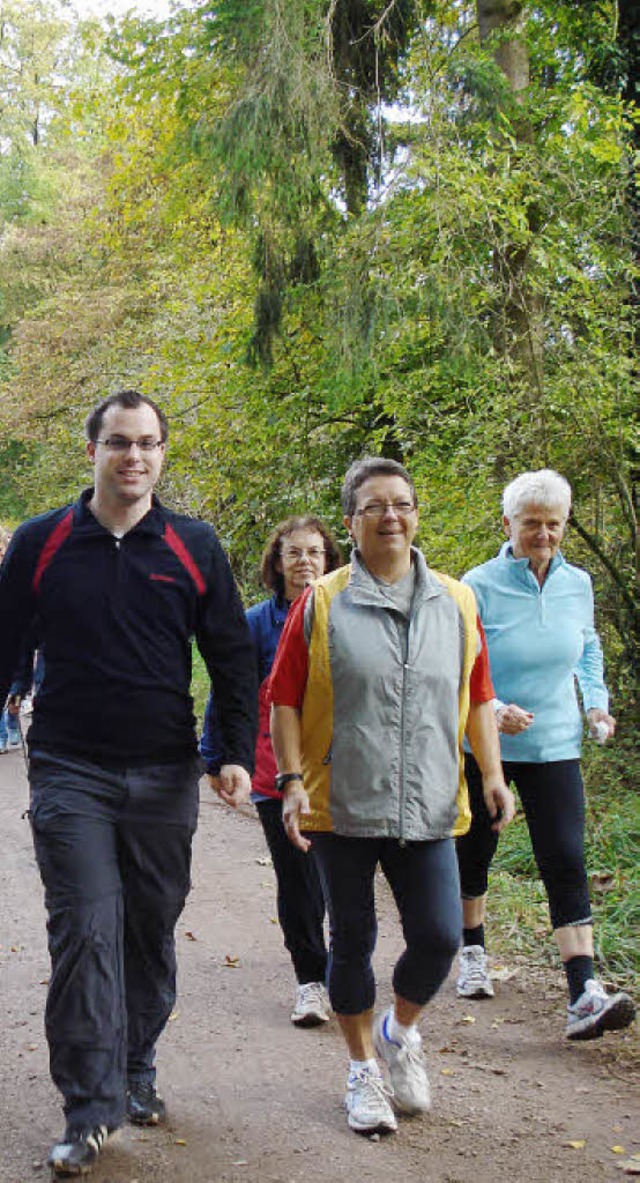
[1,750,638,1183]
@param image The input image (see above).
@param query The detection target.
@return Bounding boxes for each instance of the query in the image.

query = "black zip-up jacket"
[0,490,257,769]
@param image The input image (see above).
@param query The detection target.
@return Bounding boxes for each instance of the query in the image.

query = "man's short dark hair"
[340,457,417,517]
[85,390,169,444]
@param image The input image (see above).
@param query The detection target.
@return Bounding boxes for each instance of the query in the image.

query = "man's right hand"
[282,782,312,852]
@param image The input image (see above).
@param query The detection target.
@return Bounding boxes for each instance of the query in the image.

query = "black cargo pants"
[28,751,201,1133]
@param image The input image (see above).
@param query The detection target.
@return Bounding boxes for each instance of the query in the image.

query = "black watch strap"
[275,772,304,792]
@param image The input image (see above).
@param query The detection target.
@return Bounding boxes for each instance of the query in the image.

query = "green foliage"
[0,0,636,990]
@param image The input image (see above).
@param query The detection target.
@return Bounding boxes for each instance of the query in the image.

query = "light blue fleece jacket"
[462,543,609,762]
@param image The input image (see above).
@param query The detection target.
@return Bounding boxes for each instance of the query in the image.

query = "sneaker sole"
[456,986,494,999]
[290,1012,330,1028]
[392,1095,431,1116]
[49,1163,94,1178]
[346,1110,398,1135]
[567,995,636,1041]
[127,1112,164,1126]
[48,1146,101,1176]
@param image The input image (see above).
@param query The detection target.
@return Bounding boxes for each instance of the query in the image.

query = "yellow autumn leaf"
[611,1146,626,1154]
[565,1140,586,1150]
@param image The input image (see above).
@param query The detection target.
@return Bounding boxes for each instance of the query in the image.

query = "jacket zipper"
[398,618,411,847]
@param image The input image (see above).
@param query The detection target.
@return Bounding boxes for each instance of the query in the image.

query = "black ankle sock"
[564,954,594,1004]
[463,925,485,949]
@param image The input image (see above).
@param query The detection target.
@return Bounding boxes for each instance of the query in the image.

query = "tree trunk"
[476,0,544,399]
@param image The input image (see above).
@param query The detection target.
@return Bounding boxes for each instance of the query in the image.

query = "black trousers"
[29,751,200,1132]
[255,797,328,986]
[311,833,462,1014]
[456,754,591,930]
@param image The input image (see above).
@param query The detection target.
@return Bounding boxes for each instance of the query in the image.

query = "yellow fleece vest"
[299,565,476,835]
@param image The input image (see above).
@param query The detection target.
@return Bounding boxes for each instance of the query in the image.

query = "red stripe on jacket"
[163,523,206,595]
[32,510,74,594]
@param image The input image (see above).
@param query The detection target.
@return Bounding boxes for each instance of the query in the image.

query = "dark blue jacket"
[0,490,257,769]
[201,594,288,796]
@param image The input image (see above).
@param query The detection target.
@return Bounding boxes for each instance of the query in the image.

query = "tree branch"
[570,514,640,623]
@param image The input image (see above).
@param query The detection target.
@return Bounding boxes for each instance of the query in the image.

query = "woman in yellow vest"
[270,457,514,1138]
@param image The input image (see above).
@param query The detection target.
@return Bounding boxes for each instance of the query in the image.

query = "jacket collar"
[499,540,566,584]
[74,489,166,537]
[348,546,445,611]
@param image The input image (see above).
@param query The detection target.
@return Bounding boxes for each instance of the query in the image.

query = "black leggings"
[311,833,462,1014]
[256,798,328,985]
[456,755,591,930]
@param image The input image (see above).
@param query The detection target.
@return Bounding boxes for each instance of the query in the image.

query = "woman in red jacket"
[202,515,341,1026]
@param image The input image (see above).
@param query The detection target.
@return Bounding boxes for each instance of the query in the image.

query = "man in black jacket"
[0,390,258,1177]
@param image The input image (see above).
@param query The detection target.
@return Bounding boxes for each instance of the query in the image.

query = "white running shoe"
[456,945,494,999]
[566,979,635,1041]
[373,1012,431,1114]
[290,981,331,1027]
[344,1066,397,1135]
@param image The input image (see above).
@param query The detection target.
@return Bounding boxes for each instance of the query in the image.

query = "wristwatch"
[274,772,304,792]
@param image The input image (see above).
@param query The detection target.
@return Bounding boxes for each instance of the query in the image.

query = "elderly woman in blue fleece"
[455,469,635,1041]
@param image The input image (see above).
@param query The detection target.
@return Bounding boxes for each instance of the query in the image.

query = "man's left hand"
[208,764,252,808]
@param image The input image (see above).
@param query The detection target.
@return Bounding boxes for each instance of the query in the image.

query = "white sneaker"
[456,945,494,999]
[8,734,21,749]
[373,1012,431,1114]
[566,979,635,1041]
[290,981,330,1027]
[344,1066,397,1135]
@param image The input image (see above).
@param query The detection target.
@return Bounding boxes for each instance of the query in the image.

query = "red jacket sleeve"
[469,616,494,703]
[269,588,311,710]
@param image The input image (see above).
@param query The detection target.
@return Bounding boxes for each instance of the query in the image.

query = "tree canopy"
[0,0,637,715]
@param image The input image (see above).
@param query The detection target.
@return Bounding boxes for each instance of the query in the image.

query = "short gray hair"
[502,469,571,522]
[341,457,416,516]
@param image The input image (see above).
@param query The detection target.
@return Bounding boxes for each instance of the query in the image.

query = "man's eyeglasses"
[96,436,164,453]
[355,500,416,519]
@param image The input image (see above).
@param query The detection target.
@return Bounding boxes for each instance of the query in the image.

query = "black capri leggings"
[311,833,462,1014]
[456,754,591,931]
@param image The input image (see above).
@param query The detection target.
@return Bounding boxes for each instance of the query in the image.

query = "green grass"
[190,645,210,727]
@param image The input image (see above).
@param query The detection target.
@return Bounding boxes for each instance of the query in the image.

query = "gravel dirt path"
[1,749,638,1183]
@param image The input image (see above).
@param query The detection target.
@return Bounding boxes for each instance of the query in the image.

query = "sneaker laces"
[298,982,327,1009]
[132,1082,156,1101]
[349,1066,394,1105]
[65,1125,108,1151]
[461,947,488,984]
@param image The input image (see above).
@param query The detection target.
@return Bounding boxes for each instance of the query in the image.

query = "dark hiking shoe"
[126,1081,166,1125]
[48,1125,108,1176]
